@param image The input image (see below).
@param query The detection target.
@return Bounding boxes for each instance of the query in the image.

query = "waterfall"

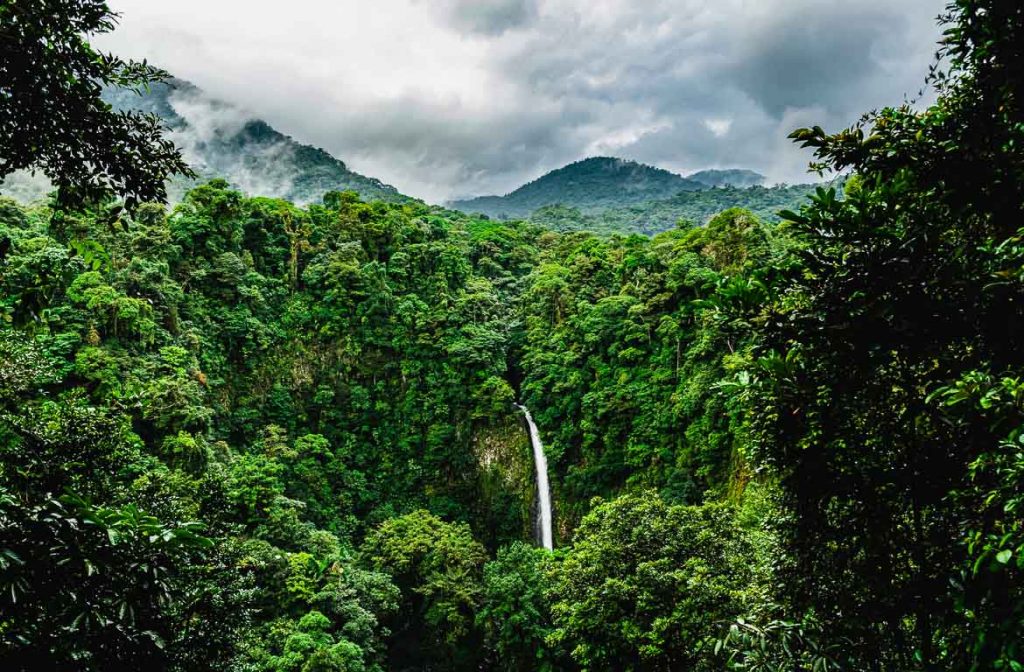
[517,404,553,550]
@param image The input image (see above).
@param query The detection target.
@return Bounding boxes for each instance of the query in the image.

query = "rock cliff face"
[472,411,536,546]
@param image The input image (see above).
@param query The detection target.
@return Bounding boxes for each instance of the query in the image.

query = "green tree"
[547,492,757,671]
[740,0,1024,667]
[0,331,213,670]
[0,491,212,670]
[361,510,488,668]
[0,0,191,205]
[477,542,563,671]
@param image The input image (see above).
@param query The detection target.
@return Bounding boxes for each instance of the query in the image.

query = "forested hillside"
[2,1,1024,671]
[0,185,537,669]
[450,157,817,235]
[449,157,706,218]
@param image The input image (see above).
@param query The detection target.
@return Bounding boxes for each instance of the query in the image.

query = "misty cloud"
[97,0,946,202]
[166,88,299,199]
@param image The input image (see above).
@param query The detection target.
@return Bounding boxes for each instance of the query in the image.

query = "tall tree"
[0,0,191,205]
[547,493,757,671]
[743,0,1024,667]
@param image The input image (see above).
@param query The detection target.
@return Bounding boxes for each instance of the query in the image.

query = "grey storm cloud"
[98,0,946,203]
[724,1,937,117]
[431,0,539,35]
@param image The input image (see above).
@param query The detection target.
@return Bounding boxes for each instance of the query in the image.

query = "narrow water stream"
[516,404,553,550]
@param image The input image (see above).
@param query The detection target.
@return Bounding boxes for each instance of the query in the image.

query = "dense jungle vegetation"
[2,0,1024,671]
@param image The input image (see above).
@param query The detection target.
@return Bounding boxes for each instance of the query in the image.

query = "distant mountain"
[2,79,411,205]
[687,168,765,188]
[106,79,410,204]
[449,157,705,218]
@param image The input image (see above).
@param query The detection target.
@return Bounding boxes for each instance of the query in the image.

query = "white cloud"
[703,118,732,138]
[97,0,946,202]
[166,88,300,199]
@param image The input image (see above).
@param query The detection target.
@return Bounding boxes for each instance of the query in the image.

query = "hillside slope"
[106,79,410,204]
[449,156,705,218]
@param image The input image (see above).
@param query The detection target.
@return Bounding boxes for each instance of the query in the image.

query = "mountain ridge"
[104,79,412,205]
[449,156,702,218]
[449,157,771,219]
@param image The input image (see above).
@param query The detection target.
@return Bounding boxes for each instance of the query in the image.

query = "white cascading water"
[516,404,553,550]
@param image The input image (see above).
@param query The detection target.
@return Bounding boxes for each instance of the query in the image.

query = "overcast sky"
[97,0,946,202]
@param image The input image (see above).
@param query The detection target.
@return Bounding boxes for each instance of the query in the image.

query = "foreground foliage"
[727,0,1024,667]
[0,0,191,205]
